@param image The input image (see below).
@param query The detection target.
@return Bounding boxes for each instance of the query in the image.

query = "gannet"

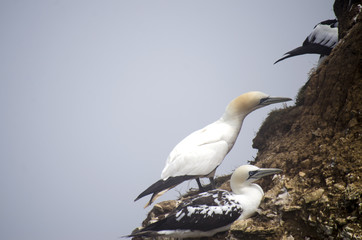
[274,19,338,64]
[128,165,282,238]
[135,91,291,207]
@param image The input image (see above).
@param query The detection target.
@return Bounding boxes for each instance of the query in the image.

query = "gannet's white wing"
[306,20,338,48]
[161,121,231,179]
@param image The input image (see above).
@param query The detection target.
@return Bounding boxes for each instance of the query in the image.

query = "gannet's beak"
[248,168,282,180]
[259,96,292,106]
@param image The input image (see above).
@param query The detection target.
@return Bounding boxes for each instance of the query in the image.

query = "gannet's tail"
[134,175,195,207]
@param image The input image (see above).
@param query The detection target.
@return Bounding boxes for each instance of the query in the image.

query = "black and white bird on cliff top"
[128,165,282,238]
[134,92,291,207]
[274,19,338,64]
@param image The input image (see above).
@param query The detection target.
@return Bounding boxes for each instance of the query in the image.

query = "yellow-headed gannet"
[135,91,291,207]
[274,19,338,64]
[128,165,282,238]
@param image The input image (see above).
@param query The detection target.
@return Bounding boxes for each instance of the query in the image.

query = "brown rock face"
[134,1,362,239]
[246,1,362,239]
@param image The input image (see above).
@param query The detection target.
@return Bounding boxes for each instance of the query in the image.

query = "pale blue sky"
[0,1,335,239]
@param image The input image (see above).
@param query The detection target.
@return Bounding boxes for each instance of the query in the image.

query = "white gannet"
[274,19,338,64]
[134,91,290,207]
[129,165,282,238]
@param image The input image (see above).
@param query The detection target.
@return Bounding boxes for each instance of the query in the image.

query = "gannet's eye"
[248,170,257,178]
[259,97,269,104]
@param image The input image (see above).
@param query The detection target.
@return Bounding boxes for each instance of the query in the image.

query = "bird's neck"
[220,111,247,126]
[232,182,264,198]
[232,183,264,220]
[221,100,255,124]
[218,114,245,151]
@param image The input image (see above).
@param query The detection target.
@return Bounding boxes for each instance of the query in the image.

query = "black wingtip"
[274,55,291,64]
[274,44,333,65]
[134,178,165,202]
[134,175,196,202]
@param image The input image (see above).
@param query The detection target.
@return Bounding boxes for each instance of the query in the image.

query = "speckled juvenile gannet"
[128,165,282,238]
[274,19,338,64]
[135,91,291,207]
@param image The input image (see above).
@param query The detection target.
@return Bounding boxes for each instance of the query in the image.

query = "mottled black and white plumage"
[133,190,243,238]
[128,165,282,238]
[274,19,338,64]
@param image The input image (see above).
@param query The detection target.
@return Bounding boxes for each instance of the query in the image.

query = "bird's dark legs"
[195,177,216,192]
[209,177,215,189]
[195,178,204,190]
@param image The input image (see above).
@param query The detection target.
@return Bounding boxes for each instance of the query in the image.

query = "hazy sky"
[0,1,335,239]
